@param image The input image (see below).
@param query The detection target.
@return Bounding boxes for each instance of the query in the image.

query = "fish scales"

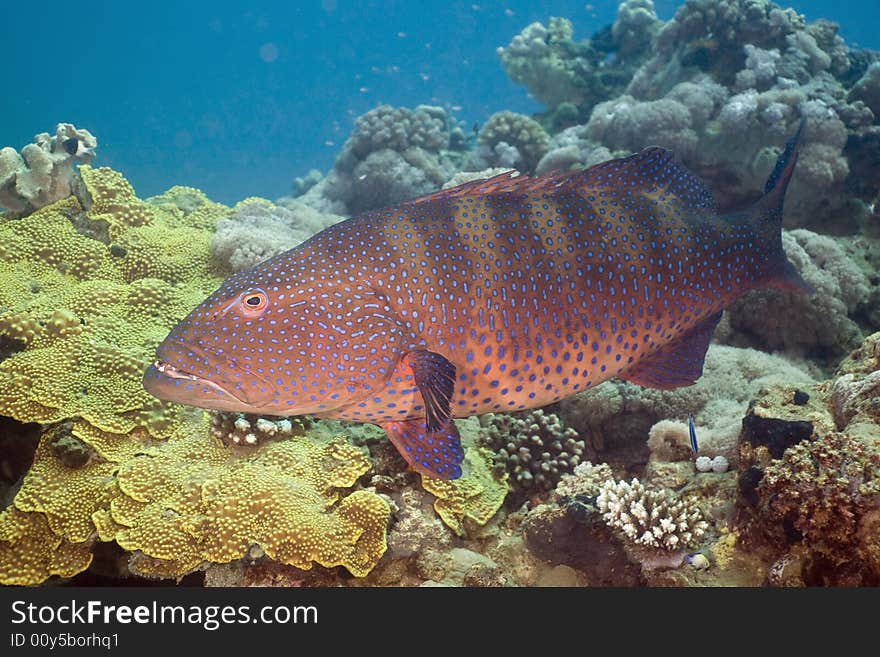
[145,125,808,479]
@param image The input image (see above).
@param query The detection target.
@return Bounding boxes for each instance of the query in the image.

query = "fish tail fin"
[741,118,814,294]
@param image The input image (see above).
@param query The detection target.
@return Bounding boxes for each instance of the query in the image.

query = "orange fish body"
[145,124,808,479]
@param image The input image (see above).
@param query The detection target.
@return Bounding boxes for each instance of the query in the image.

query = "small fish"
[688,414,698,455]
[144,122,809,480]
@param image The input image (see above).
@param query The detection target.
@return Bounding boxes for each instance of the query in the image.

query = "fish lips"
[142,356,265,409]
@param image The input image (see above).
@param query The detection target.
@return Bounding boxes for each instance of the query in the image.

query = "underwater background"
[1,0,880,587]
[1,0,878,203]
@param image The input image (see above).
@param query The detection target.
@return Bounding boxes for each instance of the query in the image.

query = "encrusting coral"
[0,123,96,217]
[758,433,880,566]
[419,423,508,537]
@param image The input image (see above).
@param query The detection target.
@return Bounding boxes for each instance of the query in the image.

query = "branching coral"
[597,477,708,551]
[0,123,96,216]
[301,104,455,215]
[211,198,343,273]
[481,410,586,494]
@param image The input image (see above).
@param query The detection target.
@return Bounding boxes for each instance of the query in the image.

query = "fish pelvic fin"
[382,419,464,480]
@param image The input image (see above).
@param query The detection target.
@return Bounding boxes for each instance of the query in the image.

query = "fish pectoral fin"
[621,311,722,390]
[403,349,456,433]
[381,419,464,480]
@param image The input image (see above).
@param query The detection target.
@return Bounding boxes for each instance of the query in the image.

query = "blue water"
[1,0,877,205]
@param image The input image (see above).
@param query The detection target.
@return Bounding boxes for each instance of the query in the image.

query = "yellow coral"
[420,441,508,536]
[109,424,388,578]
[0,508,93,586]
[0,174,226,438]
[14,427,115,542]
[0,168,391,585]
[2,417,389,583]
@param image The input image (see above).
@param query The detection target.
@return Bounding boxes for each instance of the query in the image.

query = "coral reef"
[0,123,96,217]
[480,410,587,495]
[419,423,508,537]
[0,171,393,584]
[0,175,226,438]
[497,2,660,120]
[468,111,549,173]
[209,411,309,447]
[759,434,879,573]
[211,198,344,273]
[724,229,870,358]
[557,344,816,471]
[299,104,456,215]
[733,332,880,585]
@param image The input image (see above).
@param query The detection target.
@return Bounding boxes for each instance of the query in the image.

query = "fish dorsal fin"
[572,147,718,222]
[621,311,722,390]
[407,148,717,223]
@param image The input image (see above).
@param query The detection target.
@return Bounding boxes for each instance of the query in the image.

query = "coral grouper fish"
[144,123,809,480]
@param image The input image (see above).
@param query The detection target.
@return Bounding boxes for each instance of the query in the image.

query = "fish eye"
[238,289,268,316]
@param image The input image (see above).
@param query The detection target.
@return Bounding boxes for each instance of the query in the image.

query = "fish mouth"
[143,358,261,407]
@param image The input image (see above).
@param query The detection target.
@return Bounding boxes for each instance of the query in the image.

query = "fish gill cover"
[0,0,878,587]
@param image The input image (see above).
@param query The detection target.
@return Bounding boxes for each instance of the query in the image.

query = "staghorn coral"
[0,123,96,216]
[211,198,344,273]
[2,416,390,583]
[596,477,709,551]
[481,409,586,494]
